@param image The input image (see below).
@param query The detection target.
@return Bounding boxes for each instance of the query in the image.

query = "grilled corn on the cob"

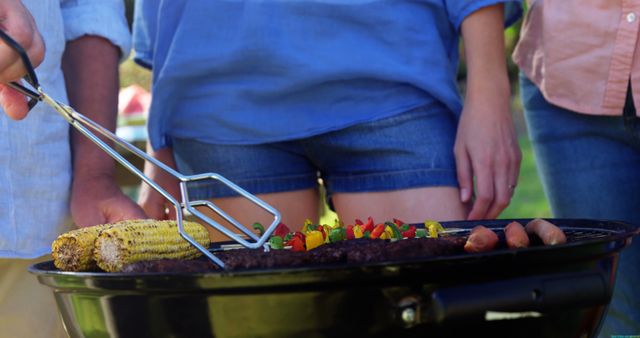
[94,220,210,272]
[51,219,156,271]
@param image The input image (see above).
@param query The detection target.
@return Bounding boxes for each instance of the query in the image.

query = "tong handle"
[40,93,281,269]
[0,30,41,111]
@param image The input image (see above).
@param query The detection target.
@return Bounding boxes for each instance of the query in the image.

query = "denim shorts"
[171,103,459,201]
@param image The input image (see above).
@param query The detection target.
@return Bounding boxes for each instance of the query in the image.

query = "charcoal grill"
[30,219,639,338]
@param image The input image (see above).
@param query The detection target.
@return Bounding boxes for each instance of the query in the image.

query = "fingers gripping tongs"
[0,30,281,269]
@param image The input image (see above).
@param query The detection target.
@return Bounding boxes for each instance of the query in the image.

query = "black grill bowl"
[30,219,639,338]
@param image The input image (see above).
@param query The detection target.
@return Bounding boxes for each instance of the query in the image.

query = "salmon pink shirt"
[513,0,640,116]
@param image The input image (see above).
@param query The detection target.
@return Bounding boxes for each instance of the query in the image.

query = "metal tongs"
[0,30,281,269]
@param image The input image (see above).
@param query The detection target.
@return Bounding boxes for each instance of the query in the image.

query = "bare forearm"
[62,36,120,178]
[460,4,511,111]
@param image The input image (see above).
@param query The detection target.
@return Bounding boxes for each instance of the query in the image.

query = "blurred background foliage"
[118,1,551,221]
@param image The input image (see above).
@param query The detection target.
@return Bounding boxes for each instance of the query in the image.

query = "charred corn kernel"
[353,225,364,239]
[52,223,117,271]
[306,230,324,251]
[94,220,210,272]
[425,220,444,238]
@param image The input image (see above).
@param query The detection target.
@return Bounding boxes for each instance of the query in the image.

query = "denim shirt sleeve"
[445,0,522,31]
[60,0,132,61]
[132,0,159,70]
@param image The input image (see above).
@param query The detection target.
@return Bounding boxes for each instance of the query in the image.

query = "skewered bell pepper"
[370,223,385,239]
[385,222,404,240]
[329,228,345,243]
[402,225,417,238]
[425,220,444,238]
[353,225,364,239]
[393,218,405,227]
[361,217,375,233]
[302,219,315,233]
[346,225,355,240]
[274,223,290,238]
[306,230,324,250]
[416,228,427,238]
[286,236,306,252]
[252,222,265,236]
[269,236,284,249]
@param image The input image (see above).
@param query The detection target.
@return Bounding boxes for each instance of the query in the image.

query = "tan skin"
[0,0,44,119]
[0,2,146,227]
[139,5,520,241]
[62,37,147,227]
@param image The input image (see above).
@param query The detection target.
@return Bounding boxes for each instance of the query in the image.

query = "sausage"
[525,218,567,245]
[464,225,499,253]
[504,221,530,249]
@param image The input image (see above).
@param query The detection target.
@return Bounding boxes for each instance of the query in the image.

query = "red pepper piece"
[318,226,327,240]
[274,223,291,238]
[393,218,406,227]
[355,219,364,226]
[286,236,306,252]
[289,231,305,242]
[402,225,417,239]
[361,217,375,233]
[346,225,355,240]
[370,223,385,239]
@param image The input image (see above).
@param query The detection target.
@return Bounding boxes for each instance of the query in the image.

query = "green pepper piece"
[400,224,410,232]
[284,233,293,241]
[385,221,404,240]
[416,228,427,238]
[252,222,265,236]
[329,228,344,242]
[269,236,284,249]
[364,230,371,239]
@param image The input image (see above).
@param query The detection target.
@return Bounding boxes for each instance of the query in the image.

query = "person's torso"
[135,0,464,148]
[513,0,640,116]
[0,0,72,258]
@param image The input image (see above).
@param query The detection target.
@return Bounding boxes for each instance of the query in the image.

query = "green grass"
[120,57,152,90]
[500,137,551,219]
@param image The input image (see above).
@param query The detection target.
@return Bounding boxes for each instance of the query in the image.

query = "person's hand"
[71,173,148,227]
[454,100,521,220]
[456,4,522,220]
[138,146,181,220]
[0,0,45,120]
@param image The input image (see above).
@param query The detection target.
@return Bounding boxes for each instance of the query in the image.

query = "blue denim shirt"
[134,0,521,149]
[0,0,131,259]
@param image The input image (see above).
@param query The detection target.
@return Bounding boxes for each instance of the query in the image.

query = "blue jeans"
[520,74,640,337]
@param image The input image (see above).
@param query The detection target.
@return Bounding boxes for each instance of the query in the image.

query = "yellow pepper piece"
[353,225,364,239]
[381,225,394,240]
[306,230,324,251]
[322,225,332,243]
[424,220,444,238]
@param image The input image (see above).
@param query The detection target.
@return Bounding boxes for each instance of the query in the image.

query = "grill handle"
[426,272,610,323]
